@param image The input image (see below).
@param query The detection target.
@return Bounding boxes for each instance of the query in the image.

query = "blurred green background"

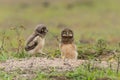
[0,0,120,48]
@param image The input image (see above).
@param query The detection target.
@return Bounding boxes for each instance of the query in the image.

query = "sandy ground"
[0,57,85,72]
[0,57,119,80]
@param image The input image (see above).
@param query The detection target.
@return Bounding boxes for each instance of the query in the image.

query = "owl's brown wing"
[25,34,39,51]
[25,41,38,51]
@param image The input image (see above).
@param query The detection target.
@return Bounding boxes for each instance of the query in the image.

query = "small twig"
[0,32,6,51]
[109,62,112,70]
[49,31,61,43]
[116,43,120,74]
[116,56,120,74]
[87,60,91,72]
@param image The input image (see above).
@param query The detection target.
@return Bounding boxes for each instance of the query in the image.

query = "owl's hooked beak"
[45,29,48,33]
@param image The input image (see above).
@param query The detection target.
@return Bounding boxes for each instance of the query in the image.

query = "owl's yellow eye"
[62,33,67,37]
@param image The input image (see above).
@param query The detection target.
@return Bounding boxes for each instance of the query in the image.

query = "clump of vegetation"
[66,65,118,80]
[77,38,118,61]
[95,39,109,56]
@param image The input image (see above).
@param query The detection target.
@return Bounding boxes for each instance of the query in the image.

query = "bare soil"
[0,57,119,80]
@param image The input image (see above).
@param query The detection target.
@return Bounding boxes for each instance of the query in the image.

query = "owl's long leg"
[62,56,71,66]
[33,51,46,57]
[38,50,46,55]
[63,59,72,68]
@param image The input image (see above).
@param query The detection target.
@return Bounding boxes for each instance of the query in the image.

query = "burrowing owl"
[59,28,78,59]
[25,24,48,55]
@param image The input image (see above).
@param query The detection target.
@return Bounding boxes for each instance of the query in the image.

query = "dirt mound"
[0,57,85,72]
[0,57,119,80]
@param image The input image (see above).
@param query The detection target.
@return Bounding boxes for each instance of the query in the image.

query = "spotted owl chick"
[25,24,48,55]
[59,28,78,59]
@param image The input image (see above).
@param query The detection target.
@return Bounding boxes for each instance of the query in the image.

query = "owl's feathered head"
[35,24,48,37]
[61,28,74,44]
